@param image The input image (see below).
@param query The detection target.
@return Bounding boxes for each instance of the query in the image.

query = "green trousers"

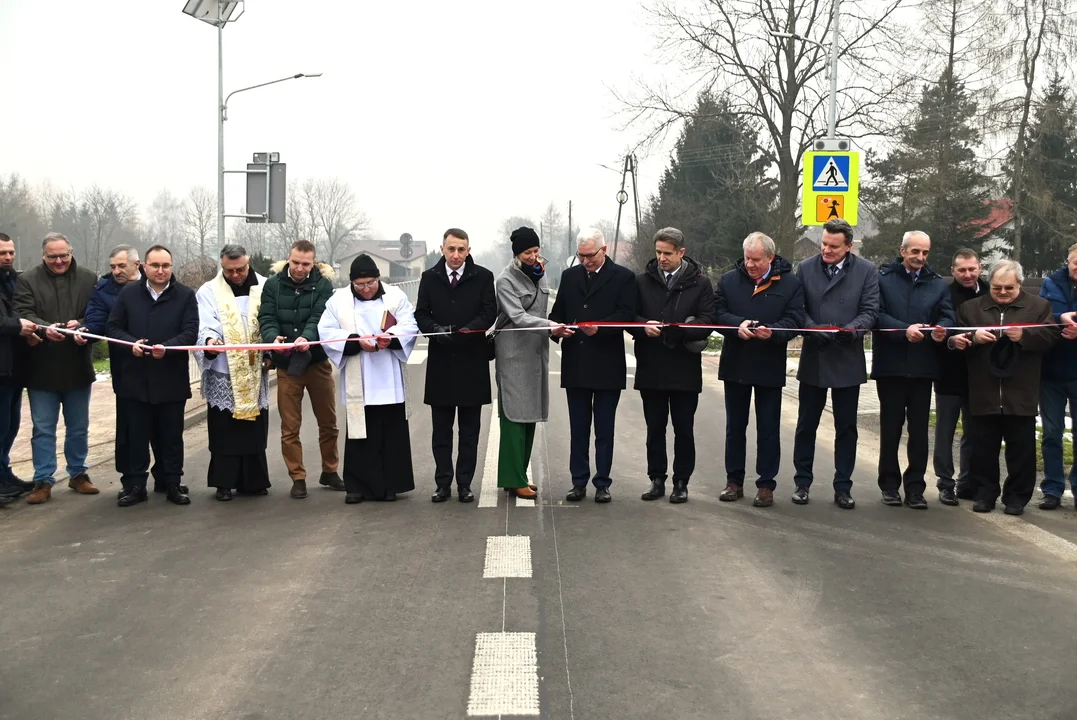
[497,416,535,488]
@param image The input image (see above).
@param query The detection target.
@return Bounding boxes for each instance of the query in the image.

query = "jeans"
[933,393,972,491]
[27,386,92,484]
[0,383,22,477]
[1039,379,1077,499]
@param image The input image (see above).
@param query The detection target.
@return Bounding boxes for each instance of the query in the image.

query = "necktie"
[587,271,596,287]
[828,264,838,278]
[666,272,674,288]
[450,271,459,288]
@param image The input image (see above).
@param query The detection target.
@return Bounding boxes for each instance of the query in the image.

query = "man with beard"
[0,233,38,504]
[319,254,418,504]
[195,245,272,501]
[632,227,715,504]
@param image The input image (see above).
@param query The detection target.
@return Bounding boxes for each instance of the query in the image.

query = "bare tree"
[272,179,320,257]
[0,174,47,267]
[147,189,186,261]
[229,209,272,259]
[620,0,911,253]
[309,178,369,265]
[78,185,137,272]
[183,186,217,260]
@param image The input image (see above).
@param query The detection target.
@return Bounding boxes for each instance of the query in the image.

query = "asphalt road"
[2,340,1076,720]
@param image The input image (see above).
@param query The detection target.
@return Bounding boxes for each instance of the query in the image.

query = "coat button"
[583,304,588,309]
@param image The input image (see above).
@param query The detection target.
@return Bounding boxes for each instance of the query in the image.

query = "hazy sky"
[0,0,676,257]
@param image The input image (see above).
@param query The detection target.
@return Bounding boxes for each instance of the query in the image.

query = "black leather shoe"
[154,483,189,494]
[0,494,12,508]
[118,486,148,507]
[881,490,903,506]
[215,489,233,501]
[904,494,928,510]
[345,493,363,504]
[595,487,611,503]
[458,487,475,503]
[566,485,587,502]
[1039,494,1061,510]
[1004,504,1024,516]
[938,488,958,506]
[792,487,810,505]
[973,499,994,513]
[319,471,345,491]
[431,487,451,503]
[834,491,855,509]
[378,493,398,502]
[641,479,665,501]
[166,486,191,506]
[669,481,688,504]
[5,475,34,493]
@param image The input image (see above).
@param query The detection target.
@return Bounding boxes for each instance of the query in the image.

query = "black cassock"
[206,407,271,493]
[343,403,415,500]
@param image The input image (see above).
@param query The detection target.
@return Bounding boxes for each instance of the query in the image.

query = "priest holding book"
[319,254,418,503]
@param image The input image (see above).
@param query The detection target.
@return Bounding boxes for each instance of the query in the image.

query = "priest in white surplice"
[319,254,418,503]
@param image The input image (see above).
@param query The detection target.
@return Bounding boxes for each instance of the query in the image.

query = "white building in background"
[334,239,430,284]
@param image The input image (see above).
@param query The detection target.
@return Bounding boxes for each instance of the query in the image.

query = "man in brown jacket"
[948,260,1057,514]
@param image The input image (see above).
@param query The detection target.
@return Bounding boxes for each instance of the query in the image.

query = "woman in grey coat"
[494,228,560,498]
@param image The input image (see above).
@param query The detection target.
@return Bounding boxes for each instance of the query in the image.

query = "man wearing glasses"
[13,232,100,504]
[550,228,638,503]
[195,245,273,500]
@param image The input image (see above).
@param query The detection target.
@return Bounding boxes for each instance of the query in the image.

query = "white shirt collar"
[147,279,169,301]
[446,263,464,281]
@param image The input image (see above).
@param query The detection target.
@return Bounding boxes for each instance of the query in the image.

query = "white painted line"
[477,400,500,508]
[466,632,540,716]
[482,536,532,578]
[407,348,428,365]
[973,508,1077,562]
[516,462,536,507]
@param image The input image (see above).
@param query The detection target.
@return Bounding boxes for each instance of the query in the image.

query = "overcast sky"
[0,0,676,257]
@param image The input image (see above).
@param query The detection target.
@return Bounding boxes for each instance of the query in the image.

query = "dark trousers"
[431,405,482,490]
[969,414,1037,508]
[793,383,860,493]
[933,393,973,491]
[724,382,782,489]
[566,388,620,487]
[875,377,932,495]
[640,390,698,483]
[116,399,185,491]
[0,383,22,478]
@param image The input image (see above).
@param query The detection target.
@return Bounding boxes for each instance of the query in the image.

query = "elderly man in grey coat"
[791,218,880,509]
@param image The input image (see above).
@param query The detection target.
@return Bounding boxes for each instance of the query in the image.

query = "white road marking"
[971,508,1077,562]
[466,632,540,716]
[482,536,532,578]
[515,462,536,507]
[477,400,500,508]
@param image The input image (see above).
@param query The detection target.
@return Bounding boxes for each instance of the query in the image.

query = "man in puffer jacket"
[258,240,343,499]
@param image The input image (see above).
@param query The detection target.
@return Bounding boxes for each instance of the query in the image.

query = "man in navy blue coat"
[872,231,954,509]
[714,232,805,507]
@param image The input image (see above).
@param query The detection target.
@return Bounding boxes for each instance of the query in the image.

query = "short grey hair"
[109,244,138,262]
[989,259,1025,285]
[742,232,775,257]
[901,230,930,248]
[577,228,605,248]
[42,232,70,249]
[653,227,685,250]
[219,244,248,260]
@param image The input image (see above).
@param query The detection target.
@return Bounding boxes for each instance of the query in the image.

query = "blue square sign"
[811,154,851,193]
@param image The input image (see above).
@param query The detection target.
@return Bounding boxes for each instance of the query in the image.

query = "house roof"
[969,199,1015,240]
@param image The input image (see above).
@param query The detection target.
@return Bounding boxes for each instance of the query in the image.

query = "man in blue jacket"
[872,231,955,509]
[84,245,141,336]
[1038,242,1077,510]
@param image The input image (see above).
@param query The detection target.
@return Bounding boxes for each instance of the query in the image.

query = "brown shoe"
[68,474,100,495]
[511,486,538,498]
[753,488,774,507]
[27,482,52,504]
[718,484,744,502]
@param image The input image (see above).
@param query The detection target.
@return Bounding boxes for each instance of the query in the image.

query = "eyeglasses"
[990,285,1018,292]
[222,265,249,276]
[352,279,379,289]
[45,253,71,261]
[576,247,605,260]
[146,263,172,271]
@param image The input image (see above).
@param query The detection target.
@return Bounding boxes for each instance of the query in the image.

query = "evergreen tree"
[862,70,992,265]
[648,90,774,272]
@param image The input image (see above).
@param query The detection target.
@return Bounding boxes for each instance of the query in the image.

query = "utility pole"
[612,154,642,262]
[827,0,841,139]
[567,200,573,262]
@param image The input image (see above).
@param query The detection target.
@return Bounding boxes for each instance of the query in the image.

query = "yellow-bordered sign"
[803,151,859,226]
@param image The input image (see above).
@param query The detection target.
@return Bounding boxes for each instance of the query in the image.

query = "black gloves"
[835,330,854,346]
[432,325,457,344]
[342,333,363,356]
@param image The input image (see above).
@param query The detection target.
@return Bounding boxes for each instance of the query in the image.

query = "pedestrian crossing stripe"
[812,155,850,192]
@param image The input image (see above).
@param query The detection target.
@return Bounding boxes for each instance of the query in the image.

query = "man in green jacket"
[13,232,100,504]
[258,240,343,498]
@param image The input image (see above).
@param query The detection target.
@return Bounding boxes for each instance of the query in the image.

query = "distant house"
[968,198,1015,265]
[335,239,429,284]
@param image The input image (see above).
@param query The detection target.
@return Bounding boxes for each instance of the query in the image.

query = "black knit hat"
[510,227,540,256]
[350,254,380,280]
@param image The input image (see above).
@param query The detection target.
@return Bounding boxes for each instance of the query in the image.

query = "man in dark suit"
[550,228,637,503]
[414,228,497,503]
[792,218,880,509]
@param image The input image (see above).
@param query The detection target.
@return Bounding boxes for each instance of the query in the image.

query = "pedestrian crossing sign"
[802,150,859,225]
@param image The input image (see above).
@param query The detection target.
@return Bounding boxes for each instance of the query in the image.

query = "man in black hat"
[319,254,419,503]
[549,227,638,503]
[948,259,1057,514]
[414,228,497,503]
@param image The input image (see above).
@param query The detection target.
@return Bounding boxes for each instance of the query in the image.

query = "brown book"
[381,310,397,332]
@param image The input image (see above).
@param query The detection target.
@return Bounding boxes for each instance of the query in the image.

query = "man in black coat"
[0,233,38,505]
[550,228,638,503]
[714,232,805,507]
[104,245,199,507]
[792,218,879,509]
[872,231,955,509]
[933,248,988,506]
[414,228,496,503]
[632,227,715,504]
